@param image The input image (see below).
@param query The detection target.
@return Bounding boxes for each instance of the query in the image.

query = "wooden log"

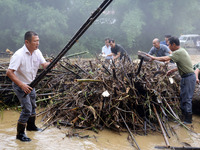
[153,104,170,147]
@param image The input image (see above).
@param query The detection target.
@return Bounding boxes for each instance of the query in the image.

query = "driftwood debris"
[36,55,182,147]
[0,52,199,147]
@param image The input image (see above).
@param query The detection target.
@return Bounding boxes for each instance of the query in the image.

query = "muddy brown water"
[1,109,200,150]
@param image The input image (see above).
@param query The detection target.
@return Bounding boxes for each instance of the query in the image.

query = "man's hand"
[196,78,199,84]
[167,68,177,76]
[20,83,33,94]
[167,70,173,76]
[102,54,107,57]
[145,54,154,61]
[194,68,200,84]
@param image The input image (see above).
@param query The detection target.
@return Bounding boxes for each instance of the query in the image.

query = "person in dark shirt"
[160,35,171,46]
[107,39,131,62]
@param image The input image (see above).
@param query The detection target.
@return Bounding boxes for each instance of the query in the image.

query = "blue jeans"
[180,73,196,114]
[12,83,37,123]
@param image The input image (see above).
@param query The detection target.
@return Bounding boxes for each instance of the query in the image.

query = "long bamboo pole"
[120,112,141,150]
[153,104,170,147]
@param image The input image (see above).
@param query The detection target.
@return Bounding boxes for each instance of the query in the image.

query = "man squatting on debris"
[148,38,172,57]
[6,31,50,142]
[146,36,196,124]
[107,39,131,62]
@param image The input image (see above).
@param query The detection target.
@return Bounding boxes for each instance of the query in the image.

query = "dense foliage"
[0,0,200,57]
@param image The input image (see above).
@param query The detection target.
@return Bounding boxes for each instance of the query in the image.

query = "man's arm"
[194,68,200,84]
[6,69,32,94]
[102,47,105,55]
[148,47,154,55]
[41,62,50,69]
[113,52,120,60]
[167,68,178,76]
[146,54,171,62]
[107,53,114,57]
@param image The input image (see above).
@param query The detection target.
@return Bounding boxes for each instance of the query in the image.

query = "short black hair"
[24,31,38,42]
[109,39,115,43]
[168,36,180,46]
[165,35,171,38]
[105,37,110,41]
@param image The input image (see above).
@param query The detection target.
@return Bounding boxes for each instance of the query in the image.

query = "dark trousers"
[180,73,196,114]
[12,83,37,123]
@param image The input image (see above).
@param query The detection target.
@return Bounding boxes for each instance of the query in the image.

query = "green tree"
[121,8,145,48]
[1,0,200,57]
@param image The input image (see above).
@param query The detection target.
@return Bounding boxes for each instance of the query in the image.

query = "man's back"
[169,48,193,76]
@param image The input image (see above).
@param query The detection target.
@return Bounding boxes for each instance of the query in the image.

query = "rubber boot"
[180,109,185,121]
[27,116,42,131]
[16,122,31,142]
[184,113,192,124]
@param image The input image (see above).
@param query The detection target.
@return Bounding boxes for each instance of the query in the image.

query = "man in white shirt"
[6,31,50,142]
[102,38,112,61]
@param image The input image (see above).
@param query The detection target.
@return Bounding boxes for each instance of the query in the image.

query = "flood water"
[1,109,200,150]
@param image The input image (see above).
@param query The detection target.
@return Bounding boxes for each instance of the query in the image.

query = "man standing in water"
[146,37,196,124]
[6,31,50,142]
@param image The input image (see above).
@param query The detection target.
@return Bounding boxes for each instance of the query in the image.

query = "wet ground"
[1,110,200,150]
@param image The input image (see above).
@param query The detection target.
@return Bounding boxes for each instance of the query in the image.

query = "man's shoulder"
[116,44,125,50]
[172,48,186,56]
[150,46,156,51]
[116,44,122,48]
[160,44,170,51]
[175,47,186,53]
[160,41,166,45]
[13,46,25,56]
[102,45,106,49]
[160,44,168,48]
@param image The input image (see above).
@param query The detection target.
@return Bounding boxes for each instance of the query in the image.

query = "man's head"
[168,36,180,51]
[109,39,115,48]
[165,35,171,45]
[152,38,160,49]
[105,38,110,47]
[24,31,39,52]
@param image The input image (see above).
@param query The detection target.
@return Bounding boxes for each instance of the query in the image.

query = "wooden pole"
[153,104,170,147]
[120,112,141,150]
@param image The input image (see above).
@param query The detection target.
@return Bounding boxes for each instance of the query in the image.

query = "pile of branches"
[37,55,182,136]
[0,61,16,106]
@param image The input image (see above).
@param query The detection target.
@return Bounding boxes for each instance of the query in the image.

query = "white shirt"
[8,45,46,84]
[102,45,112,59]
